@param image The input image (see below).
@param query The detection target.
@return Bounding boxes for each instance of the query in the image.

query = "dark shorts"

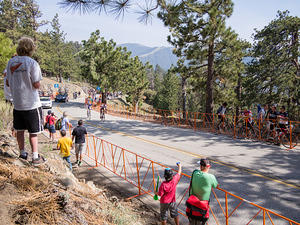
[160,202,178,221]
[188,217,208,225]
[48,125,56,133]
[13,107,43,134]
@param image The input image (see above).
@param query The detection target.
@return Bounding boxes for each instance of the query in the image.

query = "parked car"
[55,93,68,103]
[40,96,52,109]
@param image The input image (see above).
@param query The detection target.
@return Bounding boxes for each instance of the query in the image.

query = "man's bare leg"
[17,130,25,151]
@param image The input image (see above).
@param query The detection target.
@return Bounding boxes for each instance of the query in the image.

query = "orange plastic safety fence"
[83,134,300,225]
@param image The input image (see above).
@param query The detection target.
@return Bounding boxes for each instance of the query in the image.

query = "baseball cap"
[164,168,173,181]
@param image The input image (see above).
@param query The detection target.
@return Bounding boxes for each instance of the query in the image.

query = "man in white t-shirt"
[6,37,45,166]
[2,69,13,103]
[61,111,72,131]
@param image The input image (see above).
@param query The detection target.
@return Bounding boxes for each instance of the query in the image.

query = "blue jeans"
[63,156,72,171]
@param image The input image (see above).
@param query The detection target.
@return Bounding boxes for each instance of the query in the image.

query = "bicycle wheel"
[281,134,298,149]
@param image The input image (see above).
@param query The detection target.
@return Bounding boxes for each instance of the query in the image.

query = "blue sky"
[36,0,300,47]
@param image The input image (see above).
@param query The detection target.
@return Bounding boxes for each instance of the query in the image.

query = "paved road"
[52,99,300,224]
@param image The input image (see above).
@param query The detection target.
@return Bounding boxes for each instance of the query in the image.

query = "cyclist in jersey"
[267,105,278,131]
[100,102,107,120]
[278,106,288,130]
[242,109,254,130]
[85,96,93,119]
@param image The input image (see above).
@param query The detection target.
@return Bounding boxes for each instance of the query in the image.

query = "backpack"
[44,116,50,129]
[186,170,210,220]
[55,117,63,130]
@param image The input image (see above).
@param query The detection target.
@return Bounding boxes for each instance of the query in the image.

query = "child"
[155,163,182,225]
[57,130,73,171]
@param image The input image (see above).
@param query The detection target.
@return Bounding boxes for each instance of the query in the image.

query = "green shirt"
[189,170,218,201]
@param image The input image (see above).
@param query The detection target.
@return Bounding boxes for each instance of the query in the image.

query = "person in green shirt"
[188,159,218,225]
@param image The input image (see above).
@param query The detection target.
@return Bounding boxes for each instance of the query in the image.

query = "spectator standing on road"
[45,111,56,142]
[57,130,73,171]
[6,37,45,166]
[61,111,72,131]
[258,104,268,123]
[155,163,182,225]
[188,159,218,225]
[71,120,87,166]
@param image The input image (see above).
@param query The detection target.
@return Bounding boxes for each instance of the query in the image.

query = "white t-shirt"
[61,117,70,131]
[6,56,42,110]
[3,69,13,102]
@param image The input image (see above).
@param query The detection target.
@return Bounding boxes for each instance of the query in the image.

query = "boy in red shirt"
[155,163,182,225]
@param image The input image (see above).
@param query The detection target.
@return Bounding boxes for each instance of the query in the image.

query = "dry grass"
[0,160,53,192]
[12,193,61,225]
[0,101,13,132]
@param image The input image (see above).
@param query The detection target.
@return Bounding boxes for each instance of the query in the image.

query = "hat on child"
[164,168,173,181]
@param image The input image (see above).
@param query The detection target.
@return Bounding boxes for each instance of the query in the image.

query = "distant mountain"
[119,43,178,70]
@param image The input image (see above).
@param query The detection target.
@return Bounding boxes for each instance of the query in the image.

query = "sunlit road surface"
[52,99,300,224]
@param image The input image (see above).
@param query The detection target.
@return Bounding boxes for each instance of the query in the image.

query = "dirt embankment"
[40,77,89,99]
[0,131,159,225]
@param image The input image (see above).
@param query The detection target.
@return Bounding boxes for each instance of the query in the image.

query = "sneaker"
[78,161,81,166]
[75,160,78,165]
[32,154,46,166]
[19,152,28,160]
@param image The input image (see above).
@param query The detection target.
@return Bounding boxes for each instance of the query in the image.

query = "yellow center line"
[56,103,300,190]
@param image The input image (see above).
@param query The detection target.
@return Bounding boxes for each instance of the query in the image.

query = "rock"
[59,177,75,189]
[109,196,119,203]
[58,192,70,208]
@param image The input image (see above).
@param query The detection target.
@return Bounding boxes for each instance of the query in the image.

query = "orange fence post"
[111,143,115,172]
[263,209,266,225]
[151,161,156,192]
[92,135,97,167]
[136,154,141,195]
[122,148,127,180]
[225,192,229,225]
[194,112,196,131]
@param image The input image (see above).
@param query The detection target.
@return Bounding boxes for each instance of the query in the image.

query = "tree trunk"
[235,73,242,117]
[205,42,214,114]
[181,76,187,119]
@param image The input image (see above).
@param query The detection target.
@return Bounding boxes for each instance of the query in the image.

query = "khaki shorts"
[160,202,178,221]
[75,143,84,155]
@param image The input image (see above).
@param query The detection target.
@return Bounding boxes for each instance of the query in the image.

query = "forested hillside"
[1,0,299,119]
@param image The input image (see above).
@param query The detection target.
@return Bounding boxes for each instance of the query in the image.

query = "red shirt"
[46,115,55,125]
[158,174,180,203]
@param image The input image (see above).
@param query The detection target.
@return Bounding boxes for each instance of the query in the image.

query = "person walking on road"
[5,37,45,166]
[155,163,182,225]
[57,130,73,171]
[71,120,87,166]
[45,110,57,142]
[61,111,72,131]
[187,159,218,225]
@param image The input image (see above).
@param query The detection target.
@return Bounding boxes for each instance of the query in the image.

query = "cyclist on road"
[242,108,253,126]
[267,105,278,131]
[278,106,288,130]
[100,102,107,120]
[85,96,93,120]
[216,102,227,134]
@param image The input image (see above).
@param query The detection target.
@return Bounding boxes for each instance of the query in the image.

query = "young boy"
[57,130,73,171]
[155,163,182,225]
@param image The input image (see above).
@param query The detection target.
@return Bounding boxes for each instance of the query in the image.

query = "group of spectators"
[155,159,218,225]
